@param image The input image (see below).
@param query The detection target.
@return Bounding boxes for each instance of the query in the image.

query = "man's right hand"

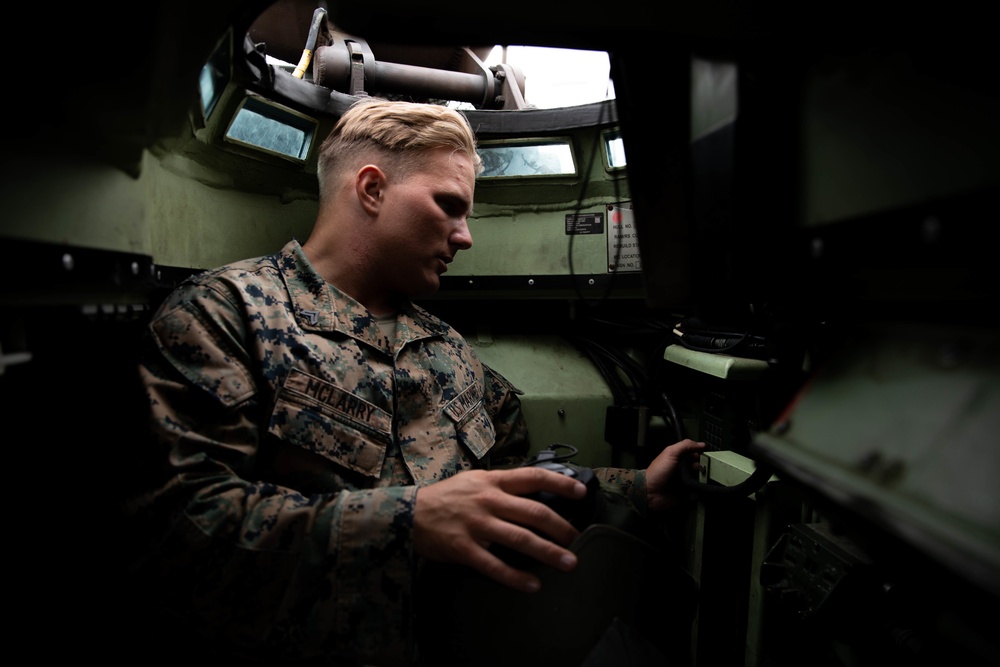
[413,467,588,593]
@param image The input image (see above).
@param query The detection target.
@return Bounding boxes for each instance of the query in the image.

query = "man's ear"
[356,165,385,215]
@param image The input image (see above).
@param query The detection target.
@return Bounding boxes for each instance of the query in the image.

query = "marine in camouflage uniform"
[127,238,647,665]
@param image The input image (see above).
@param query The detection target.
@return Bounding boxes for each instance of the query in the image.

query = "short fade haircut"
[316,97,483,197]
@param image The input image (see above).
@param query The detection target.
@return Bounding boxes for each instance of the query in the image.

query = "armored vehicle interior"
[2,0,998,664]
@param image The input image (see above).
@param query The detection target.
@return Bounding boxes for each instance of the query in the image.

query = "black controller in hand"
[490,445,600,569]
[522,444,600,531]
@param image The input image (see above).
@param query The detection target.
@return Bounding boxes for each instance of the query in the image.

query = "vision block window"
[199,32,231,121]
[224,96,317,162]
[604,129,626,169]
[478,140,576,178]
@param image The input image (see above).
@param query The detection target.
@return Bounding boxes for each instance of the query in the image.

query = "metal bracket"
[492,62,528,110]
[347,40,369,97]
[701,450,776,499]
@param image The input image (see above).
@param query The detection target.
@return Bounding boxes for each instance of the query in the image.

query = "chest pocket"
[443,382,495,461]
[269,369,391,479]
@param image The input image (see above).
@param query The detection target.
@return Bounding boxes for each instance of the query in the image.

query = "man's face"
[375,147,475,298]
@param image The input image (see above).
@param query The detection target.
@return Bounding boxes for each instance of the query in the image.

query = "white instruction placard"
[607,205,642,273]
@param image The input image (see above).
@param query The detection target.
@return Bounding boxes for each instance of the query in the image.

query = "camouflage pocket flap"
[453,405,496,461]
[270,369,392,478]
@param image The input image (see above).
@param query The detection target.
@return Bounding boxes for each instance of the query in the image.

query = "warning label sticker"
[607,205,641,273]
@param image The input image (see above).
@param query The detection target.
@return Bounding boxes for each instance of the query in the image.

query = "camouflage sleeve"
[478,361,646,509]
[480,363,530,469]
[594,467,649,514]
[127,280,417,665]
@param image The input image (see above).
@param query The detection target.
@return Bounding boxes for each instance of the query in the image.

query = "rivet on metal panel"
[811,237,823,259]
[922,215,941,243]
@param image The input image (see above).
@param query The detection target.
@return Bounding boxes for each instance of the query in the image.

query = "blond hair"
[317,98,482,196]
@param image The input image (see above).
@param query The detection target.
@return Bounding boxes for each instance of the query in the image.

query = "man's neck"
[303,237,397,316]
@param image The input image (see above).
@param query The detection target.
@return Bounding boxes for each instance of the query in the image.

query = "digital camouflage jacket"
[127,239,644,665]
[128,238,539,663]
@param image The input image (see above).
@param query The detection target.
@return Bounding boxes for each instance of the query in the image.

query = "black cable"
[570,332,655,408]
[660,390,685,443]
[571,336,636,406]
[522,443,579,467]
[566,99,623,306]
